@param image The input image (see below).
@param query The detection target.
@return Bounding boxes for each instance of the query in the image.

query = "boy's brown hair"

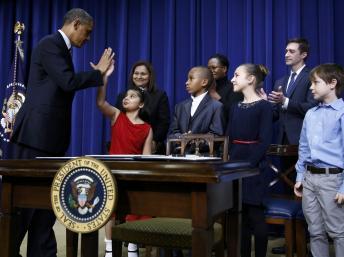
[310,63,344,97]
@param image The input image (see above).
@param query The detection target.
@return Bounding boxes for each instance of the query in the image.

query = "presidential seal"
[51,157,117,233]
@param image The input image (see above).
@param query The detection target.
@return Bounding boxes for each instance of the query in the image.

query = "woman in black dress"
[116,61,170,154]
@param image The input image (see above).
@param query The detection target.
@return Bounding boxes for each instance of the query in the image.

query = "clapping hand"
[268,86,285,104]
[90,47,115,75]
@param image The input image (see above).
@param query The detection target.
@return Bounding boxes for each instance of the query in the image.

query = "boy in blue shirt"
[294,63,344,257]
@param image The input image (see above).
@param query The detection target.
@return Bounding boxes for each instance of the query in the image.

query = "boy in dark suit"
[169,66,224,139]
[168,66,224,255]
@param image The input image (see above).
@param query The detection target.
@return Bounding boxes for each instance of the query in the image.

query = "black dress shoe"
[271,245,286,254]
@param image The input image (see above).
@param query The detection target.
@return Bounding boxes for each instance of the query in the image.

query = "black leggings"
[241,204,268,257]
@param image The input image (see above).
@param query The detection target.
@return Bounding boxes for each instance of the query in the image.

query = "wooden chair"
[265,197,302,257]
[111,134,229,257]
[295,208,308,257]
[267,144,298,190]
[166,133,229,160]
[265,144,306,257]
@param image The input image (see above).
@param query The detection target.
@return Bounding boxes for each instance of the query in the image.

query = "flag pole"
[0,21,26,155]
[12,22,25,101]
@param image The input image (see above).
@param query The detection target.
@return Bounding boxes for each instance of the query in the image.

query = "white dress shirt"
[190,91,208,117]
[58,29,72,50]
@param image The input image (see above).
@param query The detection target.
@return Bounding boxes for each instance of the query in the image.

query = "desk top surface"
[0,158,257,183]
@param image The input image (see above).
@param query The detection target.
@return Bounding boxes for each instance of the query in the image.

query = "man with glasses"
[207,53,242,121]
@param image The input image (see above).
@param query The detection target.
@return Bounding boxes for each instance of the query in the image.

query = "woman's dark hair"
[124,88,150,122]
[241,63,269,89]
[209,53,230,70]
[128,61,157,93]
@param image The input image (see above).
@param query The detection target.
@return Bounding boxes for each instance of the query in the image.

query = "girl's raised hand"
[105,60,115,77]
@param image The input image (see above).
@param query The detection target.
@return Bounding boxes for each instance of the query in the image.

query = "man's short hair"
[209,53,230,70]
[63,8,93,25]
[287,38,310,55]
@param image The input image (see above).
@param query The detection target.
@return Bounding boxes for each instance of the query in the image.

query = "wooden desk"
[0,159,258,257]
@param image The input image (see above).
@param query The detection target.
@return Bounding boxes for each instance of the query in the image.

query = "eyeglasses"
[208,66,225,71]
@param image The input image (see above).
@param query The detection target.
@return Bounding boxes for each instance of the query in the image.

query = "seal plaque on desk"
[51,157,117,233]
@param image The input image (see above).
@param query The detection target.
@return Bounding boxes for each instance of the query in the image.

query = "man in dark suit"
[207,53,243,120]
[11,8,114,257]
[269,38,317,145]
[268,38,316,255]
[169,66,224,138]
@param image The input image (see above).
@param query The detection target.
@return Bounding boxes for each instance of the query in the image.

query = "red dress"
[109,112,151,221]
[109,112,151,154]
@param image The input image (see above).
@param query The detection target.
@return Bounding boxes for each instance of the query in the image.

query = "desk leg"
[0,183,17,257]
[191,191,213,257]
[227,179,242,257]
[66,230,78,257]
[81,231,98,257]
[192,227,213,257]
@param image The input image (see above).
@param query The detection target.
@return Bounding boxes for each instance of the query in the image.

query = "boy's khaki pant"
[302,170,344,257]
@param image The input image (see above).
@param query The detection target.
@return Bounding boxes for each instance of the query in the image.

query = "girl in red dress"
[97,62,153,257]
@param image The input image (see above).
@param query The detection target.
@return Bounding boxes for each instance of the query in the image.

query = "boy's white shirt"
[190,91,208,117]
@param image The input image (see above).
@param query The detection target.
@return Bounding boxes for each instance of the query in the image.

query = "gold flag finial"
[14,21,25,35]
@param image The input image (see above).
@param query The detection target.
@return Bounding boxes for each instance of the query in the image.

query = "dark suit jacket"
[11,32,103,155]
[273,66,317,144]
[168,93,224,137]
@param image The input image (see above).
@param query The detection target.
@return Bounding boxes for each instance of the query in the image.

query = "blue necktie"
[286,72,297,96]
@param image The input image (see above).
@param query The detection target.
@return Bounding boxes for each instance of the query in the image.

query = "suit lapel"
[183,99,192,128]
[55,32,73,64]
[281,76,289,95]
[287,67,308,97]
[192,94,210,119]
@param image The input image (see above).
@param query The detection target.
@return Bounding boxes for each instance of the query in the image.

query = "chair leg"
[162,248,173,257]
[284,219,294,257]
[145,245,153,257]
[214,241,224,257]
[295,220,307,257]
[157,248,173,257]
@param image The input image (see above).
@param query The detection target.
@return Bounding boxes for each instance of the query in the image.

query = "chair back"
[166,134,229,161]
